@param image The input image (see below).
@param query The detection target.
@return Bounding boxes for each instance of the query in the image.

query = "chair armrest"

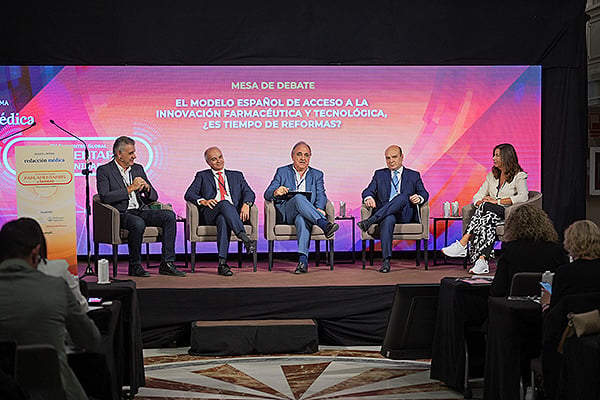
[360,203,373,220]
[420,201,430,227]
[248,203,259,240]
[462,203,475,234]
[264,200,277,240]
[325,200,335,223]
[185,201,200,241]
[93,195,121,244]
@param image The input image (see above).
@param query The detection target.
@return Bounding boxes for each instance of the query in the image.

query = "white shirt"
[198,169,233,205]
[472,171,529,205]
[293,167,308,192]
[115,160,139,210]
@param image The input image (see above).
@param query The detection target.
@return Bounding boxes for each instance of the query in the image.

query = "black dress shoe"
[357,220,370,233]
[294,262,308,274]
[379,259,391,273]
[128,264,150,277]
[159,261,186,277]
[323,222,339,238]
[243,239,256,254]
[218,262,233,276]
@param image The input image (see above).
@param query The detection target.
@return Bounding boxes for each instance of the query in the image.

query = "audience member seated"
[17,217,89,313]
[0,218,101,400]
[541,220,600,400]
[489,204,568,297]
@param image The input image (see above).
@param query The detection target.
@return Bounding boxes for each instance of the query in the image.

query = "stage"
[80,254,493,349]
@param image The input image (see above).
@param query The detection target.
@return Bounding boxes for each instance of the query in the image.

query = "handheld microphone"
[0,121,37,141]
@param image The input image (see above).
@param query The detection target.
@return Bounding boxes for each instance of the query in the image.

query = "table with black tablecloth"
[430,277,490,393]
[484,296,541,400]
[69,300,123,400]
[87,280,145,397]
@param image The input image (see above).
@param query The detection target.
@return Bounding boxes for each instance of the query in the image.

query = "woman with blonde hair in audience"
[541,220,600,400]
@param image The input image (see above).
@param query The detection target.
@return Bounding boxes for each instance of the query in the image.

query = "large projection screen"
[0,65,541,255]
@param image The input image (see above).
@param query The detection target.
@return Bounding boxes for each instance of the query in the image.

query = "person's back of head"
[0,218,43,265]
[503,203,558,243]
[563,220,600,260]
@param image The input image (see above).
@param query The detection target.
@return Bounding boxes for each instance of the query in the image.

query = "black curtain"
[2,0,588,233]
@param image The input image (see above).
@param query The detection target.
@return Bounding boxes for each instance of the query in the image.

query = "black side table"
[431,216,462,266]
[334,215,356,264]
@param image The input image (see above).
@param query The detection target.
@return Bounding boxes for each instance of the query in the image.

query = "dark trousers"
[371,194,412,260]
[120,208,177,265]
[199,200,245,260]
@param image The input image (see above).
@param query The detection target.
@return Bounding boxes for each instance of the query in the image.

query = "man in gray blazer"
[0,218,101,400]
[96,136,185,277]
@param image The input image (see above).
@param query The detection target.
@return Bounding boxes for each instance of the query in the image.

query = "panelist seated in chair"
[489,204,568,297]
[0,218,101,400]
[264,141,339,274]
[96,135,185,277]
[184,146,256,276]
[357,145,429,273]
[442,143,528,274]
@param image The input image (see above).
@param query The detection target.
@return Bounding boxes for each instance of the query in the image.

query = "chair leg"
[329,239,334,270]
[191,242,196,273]
[315,240,320,267]
[253,246,257,272]
[369,239,374,266]
[362,240,366,269]
[268,240,274,271]
[416,239,421,266]
[112,245,119,277]
[237,242,243,269]
[94,242,99,271]
[424,239,429,270]
[145,243,150,269]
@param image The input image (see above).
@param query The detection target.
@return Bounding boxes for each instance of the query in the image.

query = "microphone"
[0,121,37,141]
[49,120,90,168]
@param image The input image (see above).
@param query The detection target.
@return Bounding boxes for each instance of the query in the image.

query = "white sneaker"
[469,258,489,274]
[442,240,467,257]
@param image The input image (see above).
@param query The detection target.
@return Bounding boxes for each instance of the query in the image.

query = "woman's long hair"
[492,143,523,183]
[503,204,558,242]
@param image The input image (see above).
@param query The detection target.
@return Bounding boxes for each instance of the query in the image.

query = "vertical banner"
[15,145,77,274]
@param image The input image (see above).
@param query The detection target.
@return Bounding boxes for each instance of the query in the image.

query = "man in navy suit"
[184,147,256,276]
[96,136,185,277]
[264,141,339,274]
[358,145,429,273]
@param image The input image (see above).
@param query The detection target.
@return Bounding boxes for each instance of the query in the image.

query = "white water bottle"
[541,270,553,297]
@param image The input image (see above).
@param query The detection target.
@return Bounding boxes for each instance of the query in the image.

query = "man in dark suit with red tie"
[184,147,256,276]
[357,145,429,273]
[97,136,185,277]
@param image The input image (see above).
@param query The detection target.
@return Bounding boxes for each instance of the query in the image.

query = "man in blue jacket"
[184,146,256,276]
[264,141,338,273]
[358,145,429,272]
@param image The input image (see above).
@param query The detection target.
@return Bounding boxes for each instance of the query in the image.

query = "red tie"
[217,171,227,200]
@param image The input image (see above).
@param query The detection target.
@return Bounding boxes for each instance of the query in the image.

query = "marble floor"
[138,346,482,399]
